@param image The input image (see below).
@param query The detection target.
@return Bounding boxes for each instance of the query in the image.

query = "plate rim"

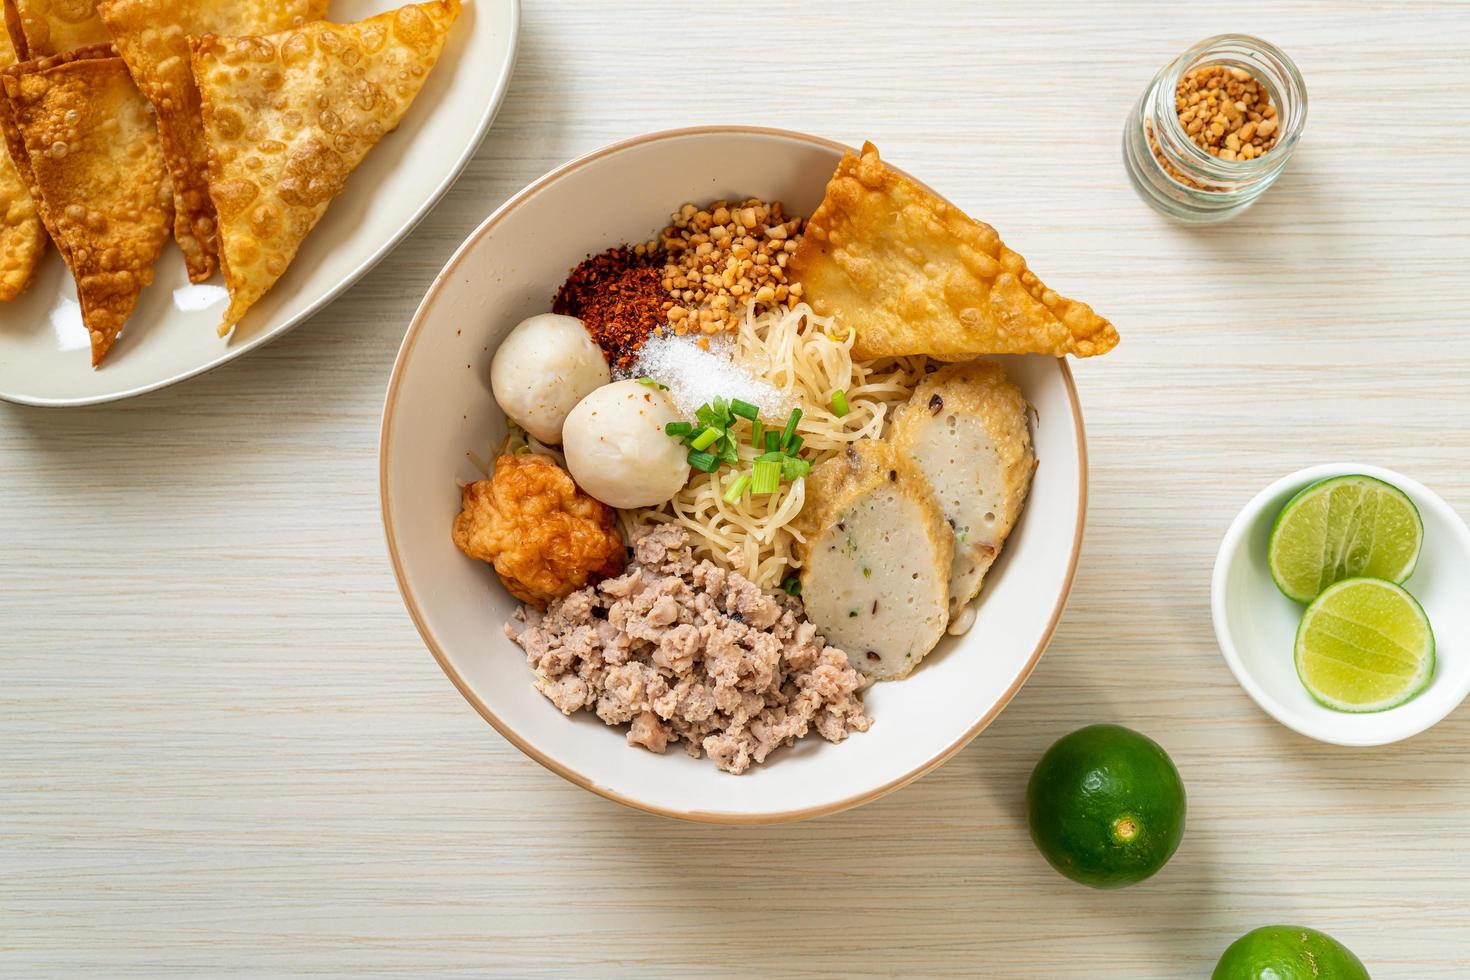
[1,0,523,409]
[379,124,1090,824]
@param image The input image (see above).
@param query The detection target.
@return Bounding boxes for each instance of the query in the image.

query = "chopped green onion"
[690,426,721,451]
[751,459,782,494]
[665,421,693,437]
[755,450,787,463]
[637,377,669,390]
[723,474,751,503]
[831,389,850,417]
[780,576,802,596]
[687,449,720,472]
[780,408,802,449]
[730,399,760,422]
[712,396,730,420]
[764,430,780,453]
[786,434,804,455]
[782,456,811,480]
[718,433,740,465]
[750,419,763,447]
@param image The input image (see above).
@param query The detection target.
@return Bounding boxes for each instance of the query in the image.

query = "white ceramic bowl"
[380,127,1088,823]
[1212,463,1470,746]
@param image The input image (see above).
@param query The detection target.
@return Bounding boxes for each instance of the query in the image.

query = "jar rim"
[1153,33,1308,184]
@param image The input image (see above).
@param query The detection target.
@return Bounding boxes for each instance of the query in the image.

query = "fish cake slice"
[3,0,108,58]
[190,0,460,336]
[1,50,172,365]
[795,440,954,680]
[0,24,45,299]
[790,142,1120,361]
[96,0,330,283]
[889,360,1035,630]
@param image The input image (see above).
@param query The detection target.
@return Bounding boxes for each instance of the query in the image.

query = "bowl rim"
[378,124,1090,824]
[1211,461,1470,746]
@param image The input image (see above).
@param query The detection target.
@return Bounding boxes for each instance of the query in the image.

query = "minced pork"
[506,524,871,774]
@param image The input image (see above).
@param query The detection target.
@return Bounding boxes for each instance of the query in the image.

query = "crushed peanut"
[643,198,805,336]
[1148,63,1280,189]
[1176,64,1279,160]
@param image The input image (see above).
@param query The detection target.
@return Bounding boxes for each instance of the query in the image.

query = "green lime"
[1026,724,1186,889]
[1269,474,1422,603]
[1213,925,1370,979]
[1296,577,1434,712]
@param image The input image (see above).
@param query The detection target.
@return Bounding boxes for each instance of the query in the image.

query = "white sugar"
[629,334,793,419]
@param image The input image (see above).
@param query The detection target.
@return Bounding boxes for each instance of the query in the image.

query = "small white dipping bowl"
[380,127,1089,823]
[1212,462,1470,746]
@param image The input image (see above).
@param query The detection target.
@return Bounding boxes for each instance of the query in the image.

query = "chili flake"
[552,247,665,370]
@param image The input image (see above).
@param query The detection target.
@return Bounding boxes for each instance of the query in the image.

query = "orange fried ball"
[453,453,625,607]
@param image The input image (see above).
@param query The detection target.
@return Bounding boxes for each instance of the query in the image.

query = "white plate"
[381,127,1088,823]
[0,0,519,407]
[1212,462,1470,745]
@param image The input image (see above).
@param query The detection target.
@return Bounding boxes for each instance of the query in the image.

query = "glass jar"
[1123,34,1307,223]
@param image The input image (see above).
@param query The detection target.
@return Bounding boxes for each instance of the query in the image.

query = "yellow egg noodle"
[621,302,927,591]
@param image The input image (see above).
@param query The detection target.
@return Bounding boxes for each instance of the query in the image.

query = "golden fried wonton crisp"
[1,51,172,365]
[790,143,1119,360]
[0,24,45,300]
[0,43,114,268]
[3,0,109,59]
[96,0,330,284]
[191,0,460,337]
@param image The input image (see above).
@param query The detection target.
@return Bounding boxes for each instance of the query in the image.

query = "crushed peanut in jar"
[1176,64,1279,161]
[1146,63,1281,190]
[641,199,805,336]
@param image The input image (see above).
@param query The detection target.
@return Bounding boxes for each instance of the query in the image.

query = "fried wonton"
[1,51,172,364]
[0,24,45,299]
[96,0,330,284]
[789,143,1119,360]
[3,0,108,59]
[0,43,114,267]
[191,0,460,337]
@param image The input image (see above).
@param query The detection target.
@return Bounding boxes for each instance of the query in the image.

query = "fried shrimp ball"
[452,454,624,607]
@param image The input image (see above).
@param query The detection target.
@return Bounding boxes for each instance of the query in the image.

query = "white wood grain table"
[4,1,1469,976]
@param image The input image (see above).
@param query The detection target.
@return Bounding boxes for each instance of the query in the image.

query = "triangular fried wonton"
[0,24,45,299]
[191,0,460,336]
[1,51,172,365]
[96,0,330,284]
[0,43,114,268]
[789,143,1119,360]
[3,0,108,59]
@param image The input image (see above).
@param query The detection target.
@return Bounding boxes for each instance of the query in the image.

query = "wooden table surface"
[4,1,1469,976]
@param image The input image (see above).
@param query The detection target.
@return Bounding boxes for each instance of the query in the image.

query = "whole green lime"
[1212,925,1370,979]
[1026,724,1185,889]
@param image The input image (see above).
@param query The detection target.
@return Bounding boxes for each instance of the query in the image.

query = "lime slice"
[1268,474,1423,602]
[1295,578,1434,712]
